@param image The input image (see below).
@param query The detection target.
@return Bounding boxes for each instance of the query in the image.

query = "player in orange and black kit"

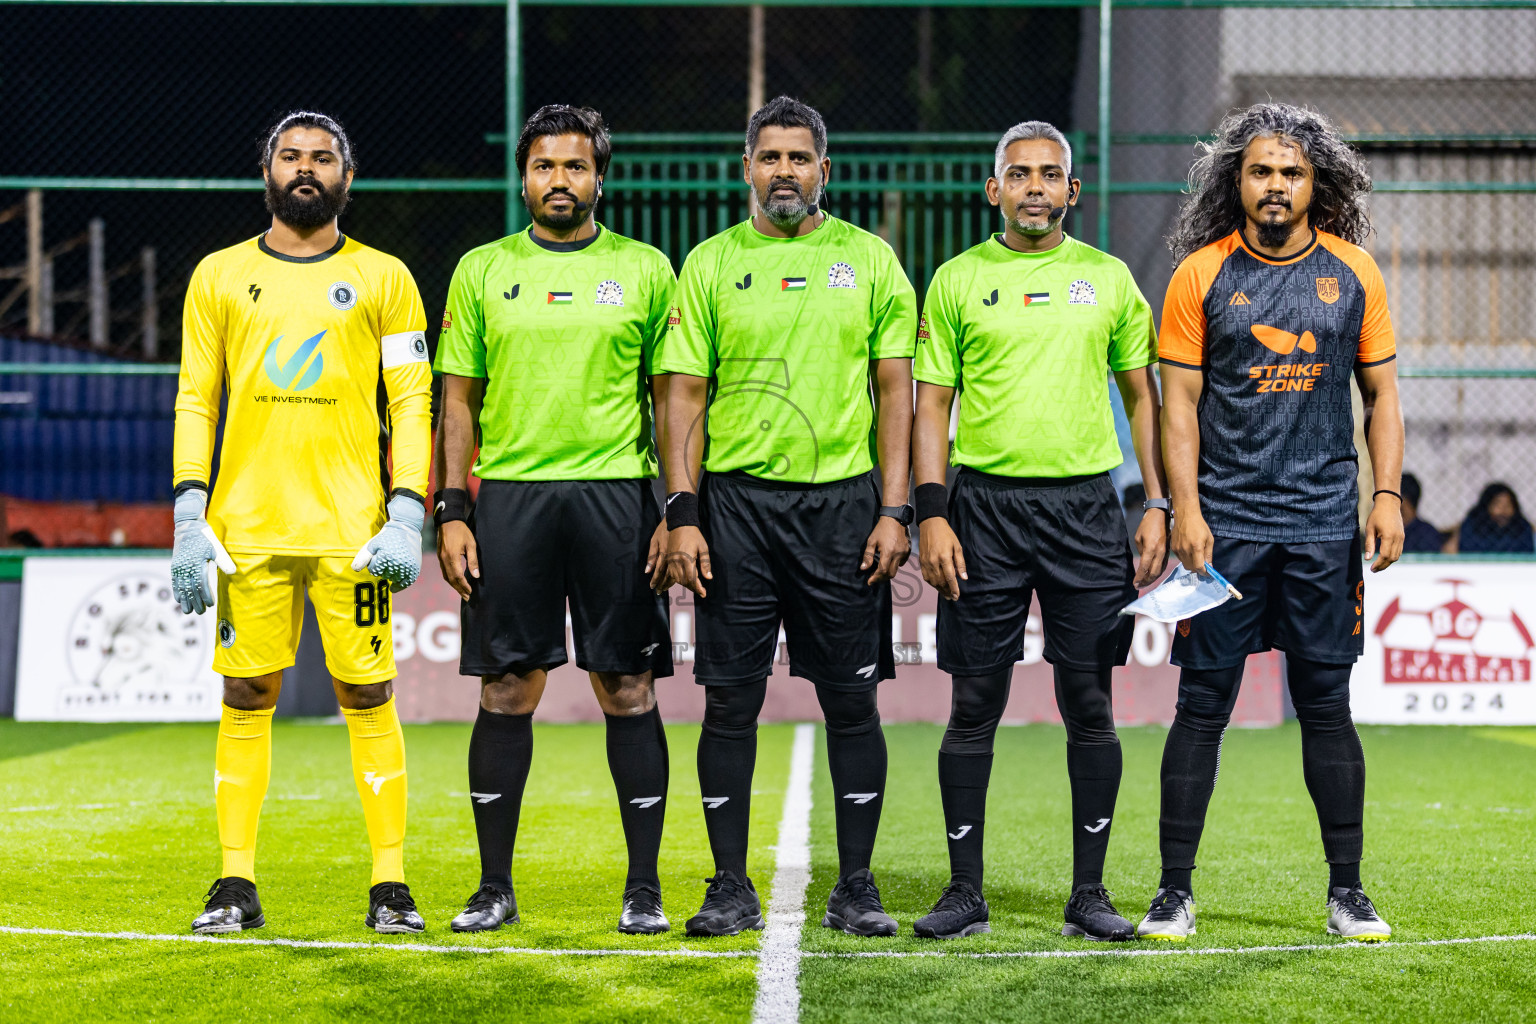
[1137,104,1403,943]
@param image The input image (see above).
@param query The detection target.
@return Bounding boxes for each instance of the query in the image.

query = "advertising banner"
[389,565,1284,727]
[14,556,223,721]
[1355,560,1536,725]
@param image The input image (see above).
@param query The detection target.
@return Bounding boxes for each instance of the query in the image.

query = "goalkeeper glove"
[351,493,425,592]
[170,488,236,615]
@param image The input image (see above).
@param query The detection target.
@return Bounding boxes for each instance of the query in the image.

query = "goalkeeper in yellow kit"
[172,112,433,934]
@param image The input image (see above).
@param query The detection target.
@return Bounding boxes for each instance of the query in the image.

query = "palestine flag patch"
[547,291,573,305]
[781,277,807,291]
[1023,292,1051,307]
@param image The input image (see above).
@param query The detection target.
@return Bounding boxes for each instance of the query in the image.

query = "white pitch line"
[2,925,1532,963]
[751,722,816,1024]
[0,926,754,958]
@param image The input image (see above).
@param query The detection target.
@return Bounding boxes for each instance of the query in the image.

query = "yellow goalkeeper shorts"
[213,554,397,685]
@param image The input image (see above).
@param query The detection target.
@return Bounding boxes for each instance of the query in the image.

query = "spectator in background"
[1452,483,1535,554]
[1399,473,1444,554]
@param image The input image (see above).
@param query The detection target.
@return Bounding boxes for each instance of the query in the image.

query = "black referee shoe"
[192,877,265,934]
[684,872,764,937]
[365,882,425,934]
[823,869,898,937]
[913,882,990,940]
[618,884,670,934]
[451,883,518,932]
[1062,883,1135,941]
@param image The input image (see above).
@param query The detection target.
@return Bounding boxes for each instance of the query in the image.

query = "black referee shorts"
[459,478,673,679]
[1171,533,1364,670]
[936,468,1136,676]
[693,470,894,691]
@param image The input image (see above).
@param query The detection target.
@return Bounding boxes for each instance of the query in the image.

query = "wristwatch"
[1143,498,1172,516]
[880,504,916,527]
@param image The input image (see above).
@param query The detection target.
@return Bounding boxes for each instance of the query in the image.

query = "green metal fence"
[2,0,1534,529]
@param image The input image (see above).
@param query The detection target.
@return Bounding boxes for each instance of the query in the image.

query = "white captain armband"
[382,330,430,369]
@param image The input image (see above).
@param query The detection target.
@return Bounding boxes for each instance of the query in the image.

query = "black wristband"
[665,491,701,530]
[1373,489,1402,503]
[433,488,471,526]
[915,482,948,523]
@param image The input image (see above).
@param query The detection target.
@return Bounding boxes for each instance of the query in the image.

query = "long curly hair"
[1167,103,1374,265]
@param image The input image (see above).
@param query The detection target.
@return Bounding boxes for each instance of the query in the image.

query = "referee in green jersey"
[910,121,1169,942]
[657,97,919,939]
[434,106,676,936]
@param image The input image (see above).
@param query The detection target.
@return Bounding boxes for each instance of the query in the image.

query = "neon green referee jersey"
[654,216,918,484]
[435,227,676,481]
[914,234,1155,478]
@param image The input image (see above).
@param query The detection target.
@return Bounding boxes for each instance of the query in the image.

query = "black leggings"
[701,680,885,878]
[1160,656,1363,889]
[702,680,880,737]
[939,665,1117,755]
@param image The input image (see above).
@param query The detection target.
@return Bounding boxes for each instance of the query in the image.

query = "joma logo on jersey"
[262,330,325,391]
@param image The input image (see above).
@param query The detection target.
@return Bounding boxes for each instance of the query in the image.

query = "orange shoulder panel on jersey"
[1318,232,1397,366]
[1157,235,1237,369]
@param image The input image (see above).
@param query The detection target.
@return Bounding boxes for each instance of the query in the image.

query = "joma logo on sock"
[470,792,501,804]
[842,792,879,804]
[701,796,730,809]
[1084,817,1111,833]
[629,796,663,809]
[362,771,388,796]
[948,825,972,840]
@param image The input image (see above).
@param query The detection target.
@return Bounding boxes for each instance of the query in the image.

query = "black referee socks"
[1066,741,1122,888]
[697,682,767,879]
[605,706,670,889]
[938,750,993,889]
[467,706,534,891]
[817,685,887,879]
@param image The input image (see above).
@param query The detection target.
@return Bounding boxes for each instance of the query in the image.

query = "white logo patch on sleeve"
[382,330,430,369]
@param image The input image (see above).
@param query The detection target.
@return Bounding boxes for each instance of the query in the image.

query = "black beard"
[1255,217,1295,249]
[265,177,349,230]
[759,179,817,228]
[525,190,593,231]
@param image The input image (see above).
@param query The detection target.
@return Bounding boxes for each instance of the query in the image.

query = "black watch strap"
[880,503,916,527]
[1143,498,1172,515]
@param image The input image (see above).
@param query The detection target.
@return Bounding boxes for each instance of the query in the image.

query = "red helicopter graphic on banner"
[1374,579,1534,684]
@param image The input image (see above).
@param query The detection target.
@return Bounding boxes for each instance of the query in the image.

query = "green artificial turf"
[1,720,1533,1023]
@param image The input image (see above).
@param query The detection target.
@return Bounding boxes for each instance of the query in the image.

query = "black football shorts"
[459,478,673,678]
[935,469,1137,676]
[693,470,894,691]
[1171,533,1364,669]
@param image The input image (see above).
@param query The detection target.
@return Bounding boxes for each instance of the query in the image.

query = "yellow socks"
[215,703,274,881]
[343,697,408,885]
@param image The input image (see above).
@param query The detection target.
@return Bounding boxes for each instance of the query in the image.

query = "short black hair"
[514,104,612,179]
[1401,472,1422,507]
[262,111,354,173]
[745,95,827,159]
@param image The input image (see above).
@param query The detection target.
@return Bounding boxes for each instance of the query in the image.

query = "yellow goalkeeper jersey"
[173,234,432,557]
